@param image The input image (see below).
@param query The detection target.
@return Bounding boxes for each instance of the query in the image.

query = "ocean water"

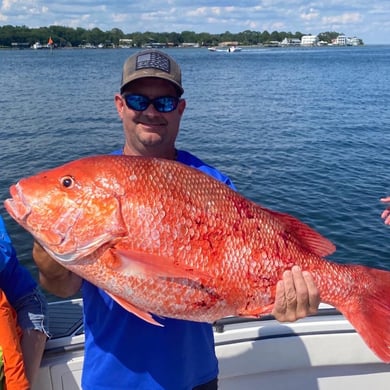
[1,45,390,285]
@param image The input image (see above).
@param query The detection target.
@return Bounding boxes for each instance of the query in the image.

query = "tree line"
[0,25,350,48]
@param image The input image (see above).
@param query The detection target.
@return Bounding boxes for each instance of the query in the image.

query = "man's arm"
[272,265,320,322]
[32,242,82,298]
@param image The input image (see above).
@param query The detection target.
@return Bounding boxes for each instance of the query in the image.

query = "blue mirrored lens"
[124,95,179,113]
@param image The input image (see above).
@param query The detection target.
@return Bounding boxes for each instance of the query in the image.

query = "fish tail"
[338,266,390,363]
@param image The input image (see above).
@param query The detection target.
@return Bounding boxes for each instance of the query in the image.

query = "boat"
[208,46,242,53]
[31,42,43,50]
[32,299,390,389]
[227,46,242,53]
[47,37,54,49]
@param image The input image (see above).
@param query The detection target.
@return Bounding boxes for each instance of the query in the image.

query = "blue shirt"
[0,216,37,304]
[81,150,235,390]
[0,215,48,334]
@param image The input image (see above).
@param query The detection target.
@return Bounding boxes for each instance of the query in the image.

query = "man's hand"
[272,266,320,322]
[380,197,390,225]
[33,241,82,297]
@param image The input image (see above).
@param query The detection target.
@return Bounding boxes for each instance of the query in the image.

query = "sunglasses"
[123,94,180,113]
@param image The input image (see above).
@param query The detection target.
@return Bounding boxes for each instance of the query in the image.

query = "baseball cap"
[120,49,184,95]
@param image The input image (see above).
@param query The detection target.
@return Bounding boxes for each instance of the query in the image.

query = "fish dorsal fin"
[105,291,163,327]
[267,209,336,257]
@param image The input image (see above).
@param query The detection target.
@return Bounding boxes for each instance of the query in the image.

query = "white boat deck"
[33,300,390,390]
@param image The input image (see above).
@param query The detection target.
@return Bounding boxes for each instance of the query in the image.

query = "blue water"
[1,45,390,284]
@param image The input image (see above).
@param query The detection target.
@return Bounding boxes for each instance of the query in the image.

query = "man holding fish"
[32,49,320,390]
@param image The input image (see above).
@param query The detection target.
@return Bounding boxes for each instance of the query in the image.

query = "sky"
[1,1,389,45]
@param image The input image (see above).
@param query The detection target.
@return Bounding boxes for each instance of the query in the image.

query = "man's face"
[115,77,186,159]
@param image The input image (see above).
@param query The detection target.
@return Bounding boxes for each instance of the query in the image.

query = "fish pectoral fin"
[112,248,211,283]
[105,291,163,327]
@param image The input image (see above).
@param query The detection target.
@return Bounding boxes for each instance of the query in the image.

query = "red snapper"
[4,155,390,363]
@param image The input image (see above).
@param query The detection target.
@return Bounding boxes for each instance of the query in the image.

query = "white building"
[348,37,361,46]
[118,38,133,48]
[334,35,347,46]
[301,35,318,46]
[281,38,301,46]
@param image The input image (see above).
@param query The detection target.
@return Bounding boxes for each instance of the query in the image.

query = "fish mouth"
[4,183,32,225]
[4,183,114,264]
[4,183,66,248]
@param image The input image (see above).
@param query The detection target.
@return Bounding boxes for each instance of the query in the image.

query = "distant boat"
[227,46,242,52]
[79,43,96,49]
[208,46,242,53]
[31,39,54,50]
[47,37,54,50]
[31,41,43,49]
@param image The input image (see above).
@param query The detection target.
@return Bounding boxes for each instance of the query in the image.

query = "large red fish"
[4,155,390,363]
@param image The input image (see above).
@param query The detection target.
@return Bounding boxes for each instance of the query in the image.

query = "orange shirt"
[0,290,29,390]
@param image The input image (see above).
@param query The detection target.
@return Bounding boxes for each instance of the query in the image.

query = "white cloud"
[187,7,208,17]
[210,7,223,16]
[322,13,362,25]
[1,0,20,11]
[300,9,319,21]
[0,1,388,44]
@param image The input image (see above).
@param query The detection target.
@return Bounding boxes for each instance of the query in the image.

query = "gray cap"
[120,49,184,95]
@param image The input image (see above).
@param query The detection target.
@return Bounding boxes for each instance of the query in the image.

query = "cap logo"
[135,52,170,74]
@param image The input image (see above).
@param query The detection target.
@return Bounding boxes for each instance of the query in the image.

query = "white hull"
[33,300,390,390]
[208,46,242,53]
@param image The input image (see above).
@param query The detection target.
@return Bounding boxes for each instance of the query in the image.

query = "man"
[0,216,48,389]
[33,49,320,389]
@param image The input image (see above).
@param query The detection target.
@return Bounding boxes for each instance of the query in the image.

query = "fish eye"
[60,176,74,188]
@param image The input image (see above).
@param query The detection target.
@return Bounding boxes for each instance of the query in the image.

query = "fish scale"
[4,154,390,363]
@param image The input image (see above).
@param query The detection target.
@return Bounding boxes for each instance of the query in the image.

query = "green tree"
[0,25,362,48]
[181,31,197,44]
